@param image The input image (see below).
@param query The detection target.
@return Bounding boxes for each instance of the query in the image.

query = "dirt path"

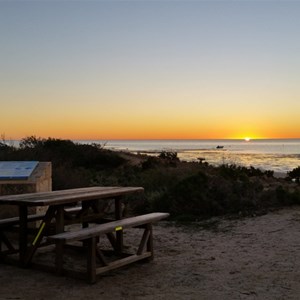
[1,206,300,300]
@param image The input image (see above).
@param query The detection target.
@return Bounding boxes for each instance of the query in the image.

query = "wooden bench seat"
[0,213,46,228]
[0,207,82,254]
[0,205,83,229]
[0,213,47,255]
[0,204,84,227]
[47,212,169,283]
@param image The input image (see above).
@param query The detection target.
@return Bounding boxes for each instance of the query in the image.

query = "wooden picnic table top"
[0,186,144,207]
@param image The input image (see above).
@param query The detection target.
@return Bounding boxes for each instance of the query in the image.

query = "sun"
[244,137,251,142]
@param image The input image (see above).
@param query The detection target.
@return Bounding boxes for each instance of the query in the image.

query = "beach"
[78,139,300,174]
[1,206,300,299]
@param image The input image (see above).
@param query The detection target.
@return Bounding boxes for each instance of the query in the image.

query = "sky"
[1,0,300,140]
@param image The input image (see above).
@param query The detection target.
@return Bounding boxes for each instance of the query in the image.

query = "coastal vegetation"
[1,136,299,220]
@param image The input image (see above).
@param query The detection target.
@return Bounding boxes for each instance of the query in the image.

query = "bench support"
[54,225,154,283]
[87,237,97,283]
[48,212,169,283]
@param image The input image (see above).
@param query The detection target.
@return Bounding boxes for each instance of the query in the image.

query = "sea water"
[76,139,300,174]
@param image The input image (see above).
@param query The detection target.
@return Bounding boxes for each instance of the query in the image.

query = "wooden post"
[55,240,64,275]
[24,206,56,266]
[87,237,96,283]
[147,224,154,261]
[19,205,28,266]
[115,196,123,255]
[137,227,150,255]
[55,206,65,233]
[81,201,90,229]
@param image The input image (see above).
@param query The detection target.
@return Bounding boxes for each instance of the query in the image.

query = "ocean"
[76,139,300,174]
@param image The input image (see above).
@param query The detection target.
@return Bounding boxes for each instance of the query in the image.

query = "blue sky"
[1,0,300,139]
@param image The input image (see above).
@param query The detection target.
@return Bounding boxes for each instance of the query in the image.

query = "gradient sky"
[1,0,300,140]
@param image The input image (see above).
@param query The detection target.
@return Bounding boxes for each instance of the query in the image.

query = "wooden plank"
[0,187,144,206]
[95,252,152,275]
[55,240,64,275]
[115,196,123,254]
[56,206,65,233]
[36,187,143,206]
[19,205,28,265]
[0,187,109,202]
[95,247,109,266]
[47,212,167,282]
[48,213,169,243]
[64,206,82,214]
[64,213,105,226]
[147,224,154,261]
[105,233,116,250]
[0,231,16,252]
[87,237,97,283]
[137,228,151,255]
[24,206,57,266]
[0,213,46,228]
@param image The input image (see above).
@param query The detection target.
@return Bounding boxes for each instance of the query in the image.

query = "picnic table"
[0,187,143,263]
[0,186,169,282]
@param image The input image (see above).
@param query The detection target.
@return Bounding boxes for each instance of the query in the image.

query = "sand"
[1,206,300,300]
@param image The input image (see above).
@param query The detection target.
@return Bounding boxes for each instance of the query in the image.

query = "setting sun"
[244,137,251,142]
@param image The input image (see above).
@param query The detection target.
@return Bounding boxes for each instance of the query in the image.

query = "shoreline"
[113,148,295,175]
[4,138,299,173]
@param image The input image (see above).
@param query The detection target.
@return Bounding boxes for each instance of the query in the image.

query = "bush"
[288,166,300,183]
[0,136,126,190]
[1,136,299,220]
[158,151,178,160]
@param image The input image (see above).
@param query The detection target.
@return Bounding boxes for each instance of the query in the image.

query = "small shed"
[0,161,52,219]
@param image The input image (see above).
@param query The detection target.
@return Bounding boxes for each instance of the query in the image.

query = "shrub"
[288,166,300,183]
[0,136,126,190]
[158,151,178,161]
[1,136,299,219]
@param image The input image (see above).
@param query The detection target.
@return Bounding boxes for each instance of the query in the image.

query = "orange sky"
[2,109,299,141]
[1,2,300,141]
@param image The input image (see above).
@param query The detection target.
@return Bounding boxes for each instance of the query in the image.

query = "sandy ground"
[1,206,300,300]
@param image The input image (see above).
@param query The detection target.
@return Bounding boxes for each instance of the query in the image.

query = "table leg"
[23,206,57,266]
[55,206,65,273]
[87,237,97,283]
[115,196,122,219]
[55,206,65,233]
[19,205,28,266]
[115,196,123,254]
[81,201,90,228]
